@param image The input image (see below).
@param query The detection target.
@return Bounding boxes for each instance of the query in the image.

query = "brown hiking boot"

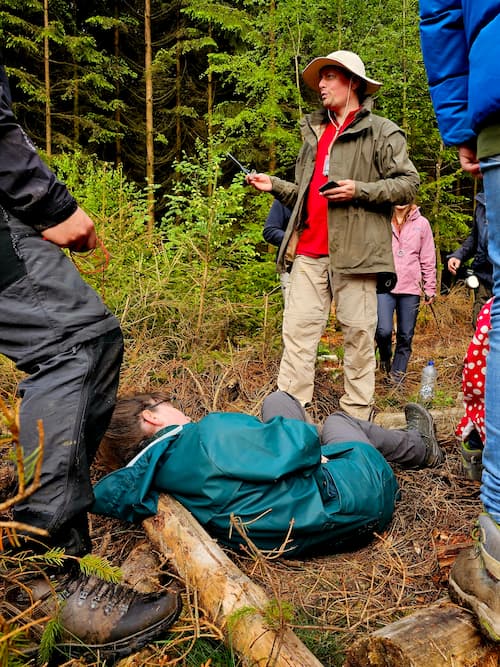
[449,514,500,641]
[5,570,183,661]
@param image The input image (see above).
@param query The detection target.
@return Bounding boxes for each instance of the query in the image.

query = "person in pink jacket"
[375,203,437,384]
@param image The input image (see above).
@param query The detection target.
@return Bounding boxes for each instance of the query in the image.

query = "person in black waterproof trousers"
[0,58,181,661]
[447,192,492,327]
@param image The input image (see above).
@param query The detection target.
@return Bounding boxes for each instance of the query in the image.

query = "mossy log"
[345,599,500,666]
[143,494,323,667]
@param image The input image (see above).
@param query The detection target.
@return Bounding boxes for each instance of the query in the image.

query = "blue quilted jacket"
[419,1,500,145]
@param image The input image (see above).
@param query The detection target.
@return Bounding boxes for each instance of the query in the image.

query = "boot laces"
[76,576,139,615]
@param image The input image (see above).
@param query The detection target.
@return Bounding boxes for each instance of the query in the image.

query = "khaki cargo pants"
[277,255,377,420]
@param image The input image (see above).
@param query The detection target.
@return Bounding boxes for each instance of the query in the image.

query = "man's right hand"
[447,257,461,275]
[245,172,273,192]
[458,144,481,176]
[42,206,97,252]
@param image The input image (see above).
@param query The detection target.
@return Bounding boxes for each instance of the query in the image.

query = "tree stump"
[345,599,500,666]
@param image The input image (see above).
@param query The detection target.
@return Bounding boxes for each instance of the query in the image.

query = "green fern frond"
[78,553,122,582]
[38,616,63,665]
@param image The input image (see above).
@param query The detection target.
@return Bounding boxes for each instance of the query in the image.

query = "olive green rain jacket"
[272,98,420,275]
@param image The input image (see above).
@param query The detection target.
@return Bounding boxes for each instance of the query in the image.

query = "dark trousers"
[261,390,426,467]
[376,293,420,376]
[0,211,123,554]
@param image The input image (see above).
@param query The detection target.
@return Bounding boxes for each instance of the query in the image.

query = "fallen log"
[344,599,500,667]
[143,494,323,667]
[374,406,462,439]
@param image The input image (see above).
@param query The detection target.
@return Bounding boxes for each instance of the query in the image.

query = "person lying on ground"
[92,391,444,557]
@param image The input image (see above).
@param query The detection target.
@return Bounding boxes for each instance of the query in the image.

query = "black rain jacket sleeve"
[0,60,77,231]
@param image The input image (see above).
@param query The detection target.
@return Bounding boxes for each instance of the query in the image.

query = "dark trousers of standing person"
[376,293,420,378]
[0,211,123,556]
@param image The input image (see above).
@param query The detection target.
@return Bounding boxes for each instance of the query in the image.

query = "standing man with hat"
[247,50,419,419]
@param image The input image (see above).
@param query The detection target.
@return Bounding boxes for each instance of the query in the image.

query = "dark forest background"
[0,0,478,361]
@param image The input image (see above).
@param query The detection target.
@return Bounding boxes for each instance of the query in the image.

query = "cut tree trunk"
[143,494,323,667]
[345,599,500,666]
[374,406,462,438]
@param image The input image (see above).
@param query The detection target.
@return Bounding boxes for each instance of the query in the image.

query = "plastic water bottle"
[420,360,437,402]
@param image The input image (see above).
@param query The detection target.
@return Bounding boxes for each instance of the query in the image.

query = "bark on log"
[374,407,462,439]
[345,599,500,667]
[143,494,323,667]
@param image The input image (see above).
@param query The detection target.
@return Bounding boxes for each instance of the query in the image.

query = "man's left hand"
[320,179,355,201]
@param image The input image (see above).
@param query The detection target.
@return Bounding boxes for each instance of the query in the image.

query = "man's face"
[318,66,354,111]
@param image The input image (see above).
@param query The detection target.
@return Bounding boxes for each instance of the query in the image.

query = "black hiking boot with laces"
[4,568,183,662]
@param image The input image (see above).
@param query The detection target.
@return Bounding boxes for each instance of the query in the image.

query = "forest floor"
[90,286,483,666]
[0,286,486,666]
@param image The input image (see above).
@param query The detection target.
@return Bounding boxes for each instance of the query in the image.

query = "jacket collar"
[302,96,373,139]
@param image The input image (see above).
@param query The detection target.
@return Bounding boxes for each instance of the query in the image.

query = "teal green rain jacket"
[92,413,399,556]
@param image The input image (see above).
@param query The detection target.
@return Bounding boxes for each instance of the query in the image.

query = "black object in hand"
[319,180,340,192]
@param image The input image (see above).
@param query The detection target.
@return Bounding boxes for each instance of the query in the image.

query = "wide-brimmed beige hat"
[302,50,382,94]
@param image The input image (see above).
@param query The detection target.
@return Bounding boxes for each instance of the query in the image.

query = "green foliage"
[78,554,122,582]
[3,0,480,263]
[47,150,282,361]
[262,598,296,630]
[159,140,281,350]
[181,638,236,666]
[38,617,63,666]
[295,625,345,667]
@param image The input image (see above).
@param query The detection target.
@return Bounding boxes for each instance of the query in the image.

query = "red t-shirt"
[296,108,360,257]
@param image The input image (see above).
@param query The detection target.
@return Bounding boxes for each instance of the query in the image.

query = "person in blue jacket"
[419,0,500,641]
[92,391,443,557]
[447,192,492,327]
[263,199,292,302]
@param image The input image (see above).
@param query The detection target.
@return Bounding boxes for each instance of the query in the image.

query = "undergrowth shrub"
[49,149,284,366]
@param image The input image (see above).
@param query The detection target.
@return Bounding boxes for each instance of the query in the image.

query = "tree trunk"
[114,0,122,166]
[143,494,323,667]
[345,599,499,666]
[43,0,51,156]
[144,0,155,233]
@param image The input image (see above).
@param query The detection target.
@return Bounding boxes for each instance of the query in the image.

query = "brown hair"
[98,391,172,471]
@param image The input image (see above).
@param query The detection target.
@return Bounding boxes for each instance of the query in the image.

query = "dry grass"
[88,286,481,665]
[1,286,483,665]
